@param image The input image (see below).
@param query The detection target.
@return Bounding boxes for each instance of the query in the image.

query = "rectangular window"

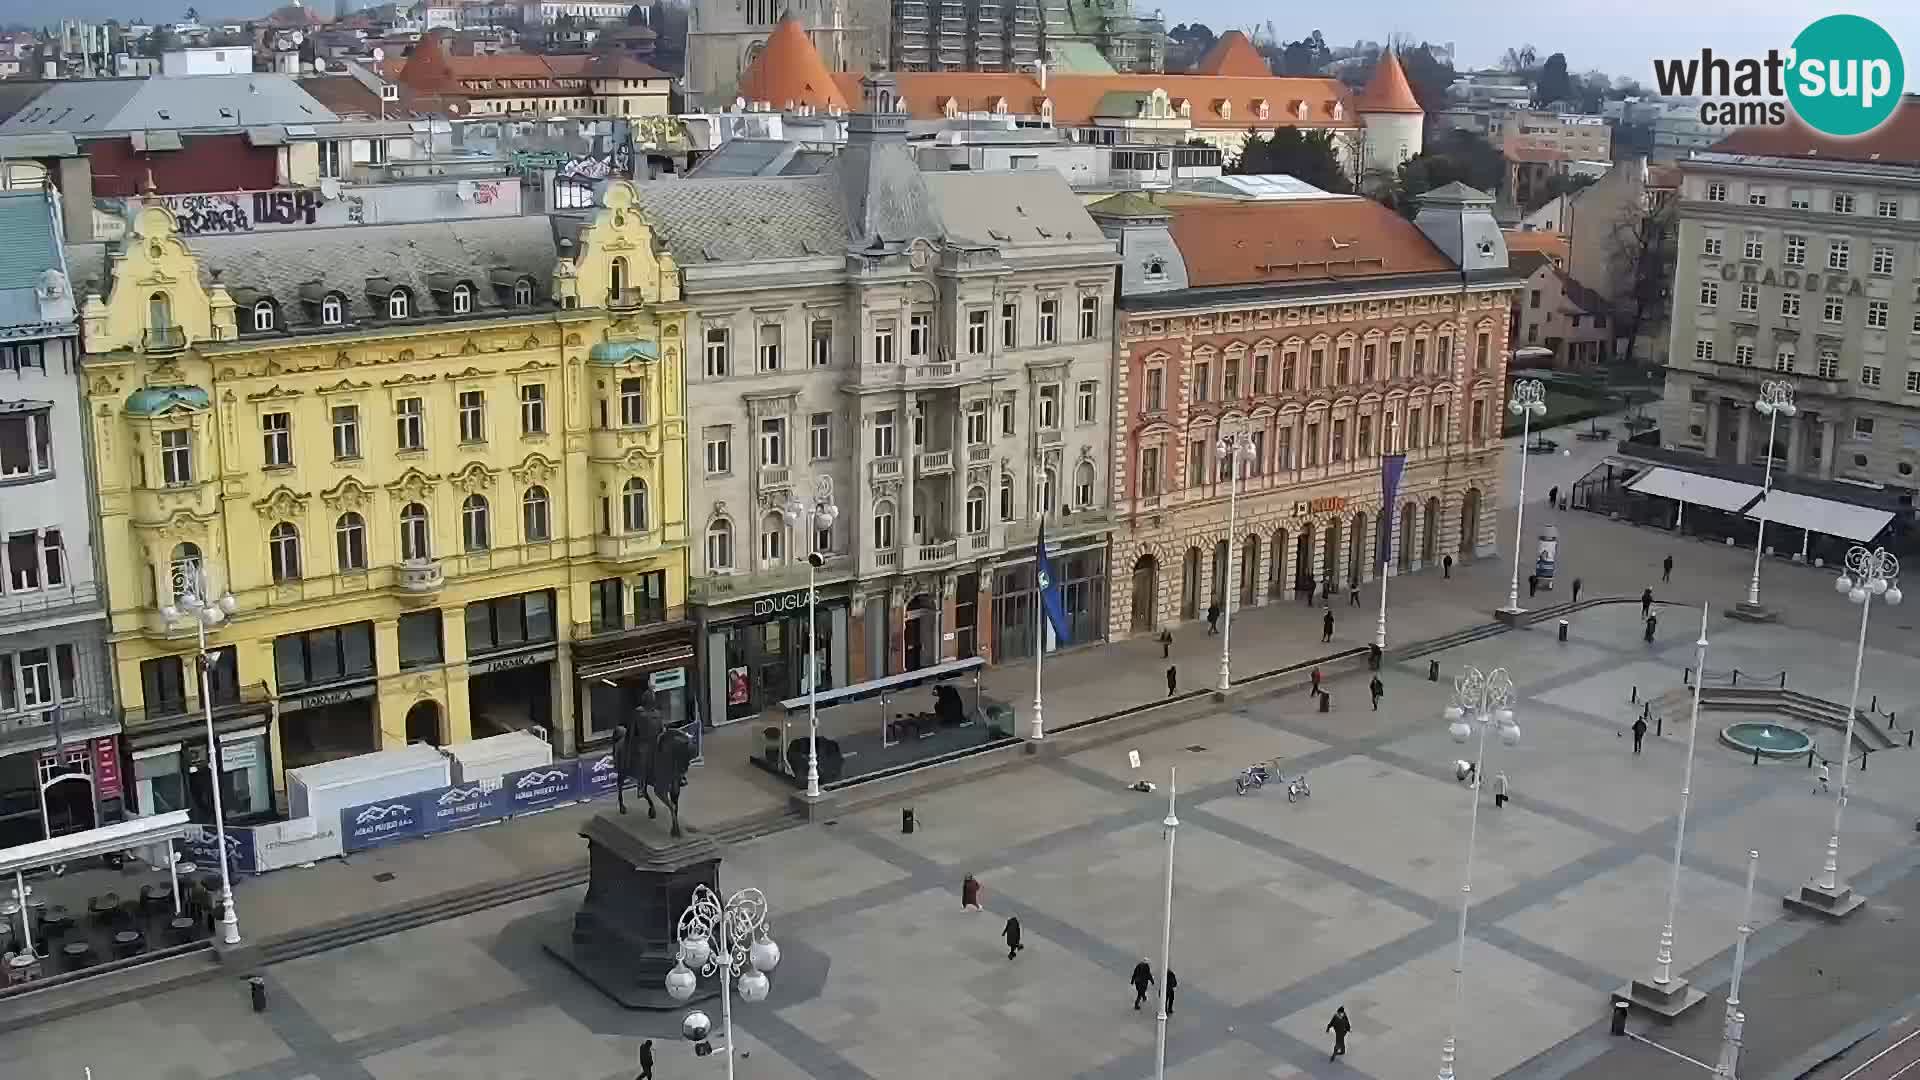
[1357,415,1372,456]
[1738,283,1758,312]
[619,377,647,426]
[1079,294,1099,339]
[1077,381,1097,423]
[1828,239,1850,271]
[160,428,193,486]
[1001,301,1018,348]
[1335,346,1351,384]
[396,397,424,450]
[1748,188,1768,206]
[872,321,896,365]
[908,311,930,358]
[1784,234,1806,266]
[1867,300,1889,330]
[457,391,485,443]
[1702,235,1723,257]
[967,310,988,355]
[1819,351,1840,379]
[1139,446,1160,497]
[758,418,785,467]
[1001,398,1016,437]
[703,427,731,475]
[1475,333,1491,369]
[1706,181,1727,202]
[1872,245,1895,275]
[1436,336,1452,371]
[757,325,781,372]
[809,412,832,460]
[1908,368,1920,394]
[273,621,377,688]
[1282,353,1298,390]
[1733,342,1755,366]
[318,140,344,178]
[1332,418,1347,462]
[1276,427,1293,469]
[632,570,667,626]
[1253,353,1270,394]
[873,410,896,458]
[0,411,52,477]
[519,383,547,435]
[1038,384,1061,430]
[1038,298,1058,343]
[1775,344,1796,372]
[324,404,360,459]
[1877,197,1900,219]
[262,411,292,467]
[1790,189,1811,210]
[705,327,730,376]
[1832,191,1855,214]
[1695,338,1715,362]
[1470,400,1485,442]
[462,591,556,656]
[1781,293,1801,318]
[1188,439,1206,486]
[809,320,832,367]
[1388,339,1403,378]
[397,610,443,669]
[966,401,988,445]
[41,530,63,587]
[1361,343,1377,381]
[1699,280,1719,306]
[1304,423,1320,467]
[1194,362,1211,403]
[1223,358,1240,398]
[1310,348,1325,388]
[1248,429,1265,475]
[1854,417,1875,439]
[1145,367,1165,412]
[7,532,39,591]
[1861,363,1883,388]
[1824,297,1846,324]
[1742,230,1763,260]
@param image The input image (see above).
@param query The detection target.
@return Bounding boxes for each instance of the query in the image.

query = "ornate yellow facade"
[79,182,689,812]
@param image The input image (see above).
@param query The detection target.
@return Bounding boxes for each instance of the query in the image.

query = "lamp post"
[1216,430,1255,693]
[664,884,780,1079]
[1153,766,1178,1080]
[1637,604,1711,1008]
[1744,381,1797,612]
[1815,547,1900,901]
[1715,849,1760,1078]
[1376,409,1400,651]
[1031,462,1049,743]
[779,477,839,799]
[160,565,242,946]
[1504,379,1547,612]
[1438,665,1520,1080]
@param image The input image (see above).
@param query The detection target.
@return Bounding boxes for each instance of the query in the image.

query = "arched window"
[335,512,367,570]
[148,292,173,330]
[514,278,536,307]
[758,511,785,564]
[1035,467,1057,519]
[321,293,344,326]
[872,499,895,549]
[462,494,490,551]
[388,288,411,319]
[268,522,301,582]
[1074,460,1096,508]
[609,256,628,300]
[522,486,550,542]
[706,517,734,571]
[965,485,986,534]
[252,300,276,332]
[622,478,649,532]
[451,283,473,314]
[168,541,202,601]
[999,472,1014,521]
[399,502,430,560]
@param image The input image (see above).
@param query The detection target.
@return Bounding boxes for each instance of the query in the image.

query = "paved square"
[1060,709,1327,788]
[838,762,1123,869]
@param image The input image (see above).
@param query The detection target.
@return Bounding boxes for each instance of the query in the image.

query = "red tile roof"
[1502,229,1568,265]
[1356,50,1422,115]
[1191,31,1270,78]
[1709,94,1920,167]
[1166,198,1456,287]
[738,16,850,111]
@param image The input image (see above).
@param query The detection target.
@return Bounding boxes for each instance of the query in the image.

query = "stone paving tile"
[716,820,911,915]
[1273,937,1596,1080]
[1688,784,1915,892]
[836,762,1126,870]
[1167,1036,1310,1079]
[0,979,294,1079]
[358,1006,639,1080]
[1060,709,1327,788]
[1203,755,1608,910]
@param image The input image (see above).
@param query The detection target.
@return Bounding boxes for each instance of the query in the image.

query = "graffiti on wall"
[162,189,322,235]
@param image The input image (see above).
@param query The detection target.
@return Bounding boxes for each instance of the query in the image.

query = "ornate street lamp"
[665,884,780,1077]
[1215,430,1256,692]
[160,564,243,946]
[779,477,839,798]
[1504,379,1547,612]
[1743,381,1796,614]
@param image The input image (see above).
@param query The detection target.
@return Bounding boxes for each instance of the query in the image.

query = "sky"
[5,0,1919,95]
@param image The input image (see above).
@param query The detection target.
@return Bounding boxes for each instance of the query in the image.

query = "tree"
[1501,44,1538,75]
[1390,43,1457,113]
[1383,130,1504,217]
[1607,197,1676,368]
[1165,22,1216,72]
[1574,70,1611,114]
[1275,29,1330,76]
[184,5,198,22]
[1535,52,1572,107]
[140,26,179,57]
[1231,127,1352,194]
[1524,172,1597,214]
[648,0,687,73]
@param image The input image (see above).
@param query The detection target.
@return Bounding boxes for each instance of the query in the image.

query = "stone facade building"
[1096,183,1521,639]
[631,74,1118,728]
[1659,101,1920,492]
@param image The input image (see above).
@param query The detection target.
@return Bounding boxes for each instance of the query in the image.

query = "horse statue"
[612,709,696,839]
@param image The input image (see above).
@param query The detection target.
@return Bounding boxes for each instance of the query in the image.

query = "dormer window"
[942,97,958,120]
[1295,100,1309,121]
[451,282,473,314]
[321,293,344,326]
[1331,101,1345,120]
[514,278,535,307]
[1144,258,1166,282]
[1255,98,1270,120]
[388,288,411,319]
[252,300,276,332]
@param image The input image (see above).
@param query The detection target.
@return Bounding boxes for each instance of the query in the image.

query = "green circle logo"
[1786,15,1904,137]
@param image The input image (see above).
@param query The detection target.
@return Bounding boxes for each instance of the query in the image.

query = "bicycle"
[1234,762,1272,795]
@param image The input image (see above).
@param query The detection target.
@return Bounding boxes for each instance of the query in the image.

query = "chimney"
[1033,59,1047,91]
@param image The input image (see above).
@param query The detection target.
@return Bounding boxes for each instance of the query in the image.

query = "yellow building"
[72,181,692,821]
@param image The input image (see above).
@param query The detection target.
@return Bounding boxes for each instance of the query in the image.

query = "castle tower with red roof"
[1355,50,1425,177]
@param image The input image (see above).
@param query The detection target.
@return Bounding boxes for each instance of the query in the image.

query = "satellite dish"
[373,47,386,62]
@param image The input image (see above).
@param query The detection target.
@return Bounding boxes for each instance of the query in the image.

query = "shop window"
[463,590,555,655]
[398,610,443,669]
[273,622,376,690]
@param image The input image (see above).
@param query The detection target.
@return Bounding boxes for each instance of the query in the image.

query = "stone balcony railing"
[915,449,954,475]
[396,559,444,597]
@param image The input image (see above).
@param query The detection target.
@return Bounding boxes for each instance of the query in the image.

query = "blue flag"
[1379,454,1407,572]
[1035,525,1071,646]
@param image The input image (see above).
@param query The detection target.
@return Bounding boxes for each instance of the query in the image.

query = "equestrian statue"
[612,707,696,839]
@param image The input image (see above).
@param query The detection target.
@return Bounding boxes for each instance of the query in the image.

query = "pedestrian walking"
[1367,643,1382,671]
[1443,553,1454,579]
[1547,485,1559,509]
[1309,667,1323,696]
[1327,1005,1352,1060]
[1322,609,1335,643]
[1321,579,1333,604]
[1527,573,1539,598]
[961,873,982,911]
[1644,613,1658,644]
[1817,759,1831,794]
[1571,577,1583,604]
[1130,959,1155,1010]
[1663,554,1674,583]
[1002,916,1024,959]
[1631,715,1648,754]
[1640,587,1654,619]
[1369,675,1384,711]
[1493,771,1509,808]
[1303,574,1316,605]
[1158,629,1173,658]
[1206,602,1221,635]
[636,1039,654,1080]
[1164,969,1177,1014]
[1348,581,1361,607]
[1165,664,1178,697]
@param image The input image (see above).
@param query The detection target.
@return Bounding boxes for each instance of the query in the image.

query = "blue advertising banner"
[420,781,508,835]
[340,795,427,851]
[575,750,621,799]
[183,823,258,876]
[504,763,578,813]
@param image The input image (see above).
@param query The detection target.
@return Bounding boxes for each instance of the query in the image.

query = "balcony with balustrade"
[395,558,444,599]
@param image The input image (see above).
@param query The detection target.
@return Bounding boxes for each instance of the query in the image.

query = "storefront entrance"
[130,721,274,824]
[404,700,443,746]
[279,684,378,770]
[1130,554,1158,632]
[467,648,556,739]
[904,593,937,672]
[993,544,1107,659]
[704,588,849,728]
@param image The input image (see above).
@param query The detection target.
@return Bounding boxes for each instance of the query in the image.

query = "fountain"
[1720,721,1813,758]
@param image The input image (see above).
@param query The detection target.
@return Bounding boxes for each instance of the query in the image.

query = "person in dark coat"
[1644,613,1658,644]
[1348,579,1361,607]
[1002,916,1023,959]
[1663,554,1674,583]
[1631,715,1648,754]
[1130,959,1155,1009]
[1443,554,1453,579]
[1309,667,1322,696]
[1158,629,1173,658]
[1303,575,1317,604]
[1327,1005,1352,1059]
[1571,577,1583,604]
[1166,665,1177,697]
[1369,675,1384,711]
[1163,969,1177,1013]
[1321,579,1333,604]
[636,1039,655,1080]
[1322,609,1335,643]
[1640,587,1654,619]
[962,873,982,911]
[1368,643,1382,671]
[1547,485,1559,509]
[1527,573,1538,598]
[1205,602,1221,635]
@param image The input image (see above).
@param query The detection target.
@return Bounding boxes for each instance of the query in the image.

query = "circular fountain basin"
[1721,721,1813,758]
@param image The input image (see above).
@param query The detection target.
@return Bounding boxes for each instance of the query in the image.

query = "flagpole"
[1031,466,1046,744]
[1377,414,1400,651]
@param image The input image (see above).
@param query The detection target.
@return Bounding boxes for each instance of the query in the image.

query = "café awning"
[1746,490,1895,543]
[1626,467,1763,513]
[0,811,192,878]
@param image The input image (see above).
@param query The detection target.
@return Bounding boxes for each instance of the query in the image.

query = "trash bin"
[250,975,268,1012]
[901,808,916,835]
[1428,659,1440,682]
[1558,619,1569,643]
[1610,1000,1628,1036]
[1318,691,1331,713]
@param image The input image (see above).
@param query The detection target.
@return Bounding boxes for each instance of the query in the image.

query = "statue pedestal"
[543,811,721,1009]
